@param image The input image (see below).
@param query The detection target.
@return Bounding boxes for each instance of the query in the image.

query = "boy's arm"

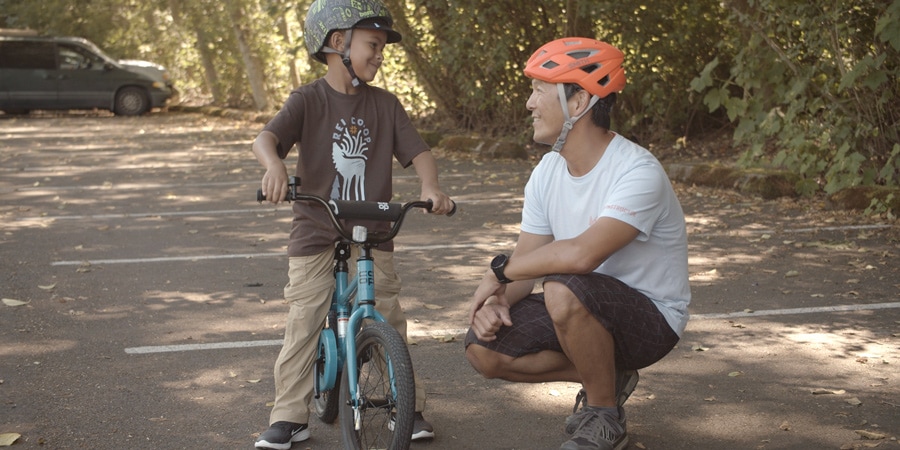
[252,130,289,204]
[410,151,453,214]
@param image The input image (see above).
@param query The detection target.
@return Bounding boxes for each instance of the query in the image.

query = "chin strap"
[551,83,599,152]
[340,29,362,87]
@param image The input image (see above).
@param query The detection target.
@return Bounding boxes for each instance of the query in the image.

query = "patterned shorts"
[464,272,680,370]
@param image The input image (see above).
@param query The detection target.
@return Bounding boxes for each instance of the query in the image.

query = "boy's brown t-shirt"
[263,78,429,256]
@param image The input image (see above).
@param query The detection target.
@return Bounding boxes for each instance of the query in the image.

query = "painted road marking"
[124,301,900,355]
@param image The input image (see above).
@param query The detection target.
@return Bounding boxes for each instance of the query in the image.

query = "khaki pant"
[269,247,427,425]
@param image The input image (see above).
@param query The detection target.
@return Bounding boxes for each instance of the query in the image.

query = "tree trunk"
[229,0,269,110]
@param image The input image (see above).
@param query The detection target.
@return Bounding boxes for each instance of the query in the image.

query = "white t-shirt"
[521,134,691,336]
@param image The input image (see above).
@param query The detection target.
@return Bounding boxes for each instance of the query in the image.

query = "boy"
[465,37,690,450]
[252,0,452,448]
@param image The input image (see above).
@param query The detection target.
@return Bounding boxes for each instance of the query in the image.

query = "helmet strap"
[551,84,599,152]
[340,29,362,87]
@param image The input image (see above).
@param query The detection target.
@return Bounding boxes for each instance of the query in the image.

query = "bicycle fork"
[339,238,399,431]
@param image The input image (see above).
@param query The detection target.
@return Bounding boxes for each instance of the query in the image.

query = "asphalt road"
[1,112,898,450]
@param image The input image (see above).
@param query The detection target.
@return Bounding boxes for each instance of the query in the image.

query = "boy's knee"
[465,344,507,379]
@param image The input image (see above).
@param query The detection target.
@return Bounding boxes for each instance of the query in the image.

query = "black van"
[0,32,175,116]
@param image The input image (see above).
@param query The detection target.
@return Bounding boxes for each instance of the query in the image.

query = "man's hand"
[468,269,513,341]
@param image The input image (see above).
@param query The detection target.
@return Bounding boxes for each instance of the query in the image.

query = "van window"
[0,41,56,69]
[58,43,104,70]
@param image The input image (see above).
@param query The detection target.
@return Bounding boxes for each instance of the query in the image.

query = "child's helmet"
[524,37,626,98]
[304,0,402,64]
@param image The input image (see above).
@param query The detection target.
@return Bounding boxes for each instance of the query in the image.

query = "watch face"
[491,254,507,269]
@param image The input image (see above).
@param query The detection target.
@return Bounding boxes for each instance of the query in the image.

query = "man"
[465,37,690,450]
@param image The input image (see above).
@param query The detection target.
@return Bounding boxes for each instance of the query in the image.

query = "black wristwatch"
[491,254,513,284]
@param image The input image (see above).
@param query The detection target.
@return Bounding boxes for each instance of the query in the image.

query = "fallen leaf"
[846,397,863,406]
[812,388,846,395]
[728,371,744,377]
[435,335,456,343]
[784,270,800,278]
[265,401,275,407]
[38,283,57,290]
[246,379,261,383]
[691,344,709,352]
[704,396,716,402]
[779,420,791,431]
[423,304,444,310]
[0,433,21,446]
[2,298,30,307]
[854,429,886,440]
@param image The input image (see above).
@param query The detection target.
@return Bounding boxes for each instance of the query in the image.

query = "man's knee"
[465,344,511,379]
[543,281,585,323]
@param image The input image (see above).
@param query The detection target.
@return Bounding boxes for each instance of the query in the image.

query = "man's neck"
[560,128,614,177]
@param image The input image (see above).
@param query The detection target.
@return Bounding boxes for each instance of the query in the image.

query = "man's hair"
[563,84,616,129]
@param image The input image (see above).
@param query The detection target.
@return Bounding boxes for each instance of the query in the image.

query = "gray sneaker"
[567,369,638,434]
[560,407,627,450]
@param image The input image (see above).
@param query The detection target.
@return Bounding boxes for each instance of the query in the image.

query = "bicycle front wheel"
[339,321,415,450]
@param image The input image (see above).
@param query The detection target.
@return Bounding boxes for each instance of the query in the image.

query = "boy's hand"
[421,187,453,215]
[260,162,289,204]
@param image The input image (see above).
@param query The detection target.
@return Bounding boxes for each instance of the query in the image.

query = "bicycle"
[257,176,455,450]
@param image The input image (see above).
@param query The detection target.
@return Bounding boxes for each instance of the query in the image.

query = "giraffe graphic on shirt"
[330,116,371,201]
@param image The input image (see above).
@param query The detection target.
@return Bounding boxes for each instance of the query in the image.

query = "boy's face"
[526,79,565,145]
[346,28,388,83]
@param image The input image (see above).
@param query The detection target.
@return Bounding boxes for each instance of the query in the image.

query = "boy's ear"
[329,30,346,52]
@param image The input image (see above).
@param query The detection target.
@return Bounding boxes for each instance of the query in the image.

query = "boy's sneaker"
[255,421,309,449]
[560,406,627,450]
[389,412,435,440]
[567,369,638,434]
[411,412,435,440]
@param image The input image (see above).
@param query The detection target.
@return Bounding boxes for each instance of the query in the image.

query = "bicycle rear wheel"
[314,328,341,423]
[339,321,415,450]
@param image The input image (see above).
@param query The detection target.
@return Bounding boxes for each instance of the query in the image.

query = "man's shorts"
[464,272,680,370]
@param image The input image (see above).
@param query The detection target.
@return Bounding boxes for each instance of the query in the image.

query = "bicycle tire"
[339,321,415,450]
[313,372,341,424]
[314,328,341,423]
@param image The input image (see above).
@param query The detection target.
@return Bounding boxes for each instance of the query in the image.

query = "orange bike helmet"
[524,37,626,98]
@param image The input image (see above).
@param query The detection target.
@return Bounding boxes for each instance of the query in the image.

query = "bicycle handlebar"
[256,176,456,244]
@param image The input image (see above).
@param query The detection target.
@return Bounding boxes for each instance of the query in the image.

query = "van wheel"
[114,87,148,116]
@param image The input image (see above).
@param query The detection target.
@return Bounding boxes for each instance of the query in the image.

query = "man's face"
[525,79,564,145]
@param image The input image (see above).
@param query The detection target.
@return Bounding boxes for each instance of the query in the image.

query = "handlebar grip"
[257,189,290,203]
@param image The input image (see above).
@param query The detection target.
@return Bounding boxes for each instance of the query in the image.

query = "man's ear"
[570,90,591,116]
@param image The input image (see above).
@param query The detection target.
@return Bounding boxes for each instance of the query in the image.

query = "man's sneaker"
[255,421,309,449]
[389,412,435,440]
[560,406,627,450]
[567,369,638,434]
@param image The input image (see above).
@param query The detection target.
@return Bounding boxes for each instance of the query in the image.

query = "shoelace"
[569,409,623,446]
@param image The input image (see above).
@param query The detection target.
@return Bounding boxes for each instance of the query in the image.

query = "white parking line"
[50,243,509,266]
[124,301,900,355]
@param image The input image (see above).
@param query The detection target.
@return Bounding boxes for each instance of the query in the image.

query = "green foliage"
[4,0,899,197]
[692,0,900,194]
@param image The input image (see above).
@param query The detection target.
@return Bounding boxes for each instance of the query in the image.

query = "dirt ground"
[1,111,898,450]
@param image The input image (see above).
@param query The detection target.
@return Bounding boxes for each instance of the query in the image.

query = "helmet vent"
[542,61,560,70]
[597,74,610,86]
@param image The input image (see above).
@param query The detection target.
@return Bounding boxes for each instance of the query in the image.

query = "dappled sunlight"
[0,339,78,357]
